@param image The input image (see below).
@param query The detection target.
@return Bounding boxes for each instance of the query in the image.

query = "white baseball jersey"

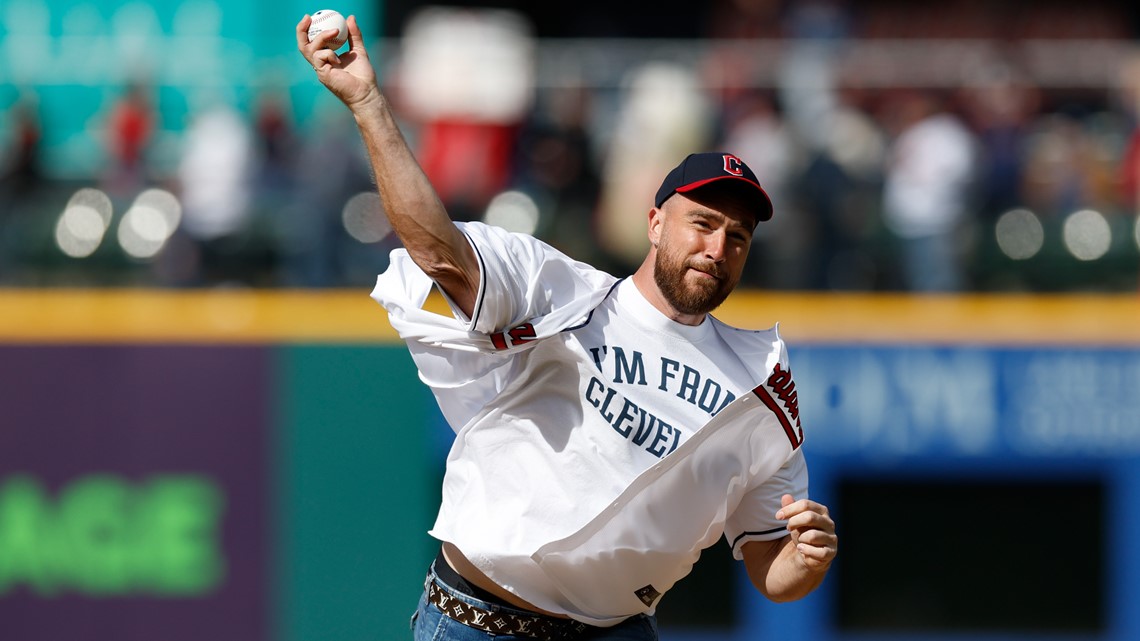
[372,221,808,626]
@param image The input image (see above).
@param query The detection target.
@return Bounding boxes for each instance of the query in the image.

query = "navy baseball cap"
[654,152,774,223]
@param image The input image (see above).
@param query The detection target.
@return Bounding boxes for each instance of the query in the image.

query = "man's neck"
[631,262,706,327]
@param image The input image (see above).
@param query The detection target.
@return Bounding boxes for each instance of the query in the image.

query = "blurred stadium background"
[2,0,1139,640]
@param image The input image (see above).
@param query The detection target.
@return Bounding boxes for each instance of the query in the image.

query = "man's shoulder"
[456,220,566,256]
[457,221,613,278]
[707,316,787,370]
[708,315,782,344]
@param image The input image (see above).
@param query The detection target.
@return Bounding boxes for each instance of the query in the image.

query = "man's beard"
[653,245,736,317]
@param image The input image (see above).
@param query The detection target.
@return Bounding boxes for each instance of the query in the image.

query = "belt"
[427,577,593,641]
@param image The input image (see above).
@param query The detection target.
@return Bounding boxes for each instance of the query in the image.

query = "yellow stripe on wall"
[0,289,1138,345]
[714,293,1140,345]
[0,289,399,343]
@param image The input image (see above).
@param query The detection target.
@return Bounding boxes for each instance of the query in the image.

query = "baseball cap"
[654,152,774,223]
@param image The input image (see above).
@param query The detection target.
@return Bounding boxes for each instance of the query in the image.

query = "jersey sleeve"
[723,446,808,560]
[371,221,616,431]
[453,221,612,335]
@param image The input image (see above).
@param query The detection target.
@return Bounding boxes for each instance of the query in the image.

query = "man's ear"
[647,207,663,247]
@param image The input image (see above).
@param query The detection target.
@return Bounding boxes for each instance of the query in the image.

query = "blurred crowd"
[1,0,1140,292]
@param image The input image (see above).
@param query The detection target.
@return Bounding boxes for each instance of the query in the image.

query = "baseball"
[308,9,348,50]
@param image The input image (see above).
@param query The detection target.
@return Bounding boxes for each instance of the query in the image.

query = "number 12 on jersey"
[489,323,537,350]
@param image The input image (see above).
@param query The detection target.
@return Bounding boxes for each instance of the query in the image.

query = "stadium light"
[117,189,182,260]
[1062,209,1111,261]
[54,188,113,259]
[483,191,540,235]
[994,208,1044,260]
[341,192,391,244]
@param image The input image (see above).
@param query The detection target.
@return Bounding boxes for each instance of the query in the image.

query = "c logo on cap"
[723,154,744,176]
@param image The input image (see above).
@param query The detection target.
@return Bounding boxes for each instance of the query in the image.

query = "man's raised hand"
[296,14,381,110]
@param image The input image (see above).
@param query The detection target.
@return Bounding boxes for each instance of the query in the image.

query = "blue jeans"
[411,564,659,640]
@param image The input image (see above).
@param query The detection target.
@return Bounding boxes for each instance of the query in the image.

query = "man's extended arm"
[296,14,479,317]
[741,494,838,602]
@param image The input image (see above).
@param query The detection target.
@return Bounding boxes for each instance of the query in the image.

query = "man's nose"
[704,231,727,262]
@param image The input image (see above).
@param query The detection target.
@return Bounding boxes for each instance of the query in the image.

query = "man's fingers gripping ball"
[311,48,341,72]
[307,9,348,50]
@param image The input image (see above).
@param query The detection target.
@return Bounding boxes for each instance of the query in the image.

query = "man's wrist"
[350,89,388,122]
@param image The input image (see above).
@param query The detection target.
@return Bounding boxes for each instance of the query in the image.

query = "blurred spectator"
[513,85,609,271]
[881,89,977,292]
[102,82,156,195]
[1070,112,1126,214]
[773,86,885,290]
[721,94,797,203]
[0,95,44,282]
[1116,54,1140,214]
[418,120,517,222]
[249,88,310,286]
[398,8,535,222]
[279,107,374,287]
[814,88,887,290]
[170,98,254,285]
[796,148,854,288]
[2,0,1139,291]
[776,0,851,145]
[1020,114,1092,219]
[774,0,877,289]
[960,61,1041,221]
[0,96,43,198]
[716,91,804,288]
[597,63,713,273]
[253,89,300,195]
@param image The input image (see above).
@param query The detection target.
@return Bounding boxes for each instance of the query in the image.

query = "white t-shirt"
[372,222,808,625]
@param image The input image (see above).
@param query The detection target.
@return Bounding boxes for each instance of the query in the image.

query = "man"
[298,15,837,641]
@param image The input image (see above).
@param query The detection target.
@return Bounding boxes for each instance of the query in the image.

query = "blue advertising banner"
[793,346,1140,460]
[723,344,1140,641]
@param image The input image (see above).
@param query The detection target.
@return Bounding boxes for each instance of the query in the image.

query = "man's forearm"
[747,536,830,603]
[351,95,478,314]
[299,13,479,312]
[763,538,830,602]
